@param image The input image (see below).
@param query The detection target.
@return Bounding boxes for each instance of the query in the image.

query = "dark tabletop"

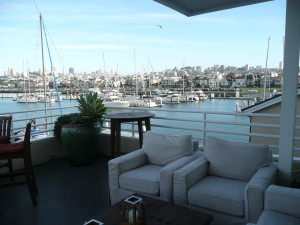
[106,112,155,120]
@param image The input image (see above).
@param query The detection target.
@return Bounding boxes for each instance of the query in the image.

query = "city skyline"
[1,0,286,75]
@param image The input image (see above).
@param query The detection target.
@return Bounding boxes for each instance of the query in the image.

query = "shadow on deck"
[0,155,111,225]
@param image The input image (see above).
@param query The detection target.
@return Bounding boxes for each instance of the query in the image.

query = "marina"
[0,96,250,144]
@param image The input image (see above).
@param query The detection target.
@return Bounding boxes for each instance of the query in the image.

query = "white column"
[278,0,300,185]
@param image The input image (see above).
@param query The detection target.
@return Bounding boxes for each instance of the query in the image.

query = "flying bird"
[156,25,163,29]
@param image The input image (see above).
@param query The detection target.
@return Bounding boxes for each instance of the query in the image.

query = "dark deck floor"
[0,155,111,225]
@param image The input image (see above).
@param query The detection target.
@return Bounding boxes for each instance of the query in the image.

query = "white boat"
[159,94,181,104]
[195,90,208,100]
[16,94,38,103]
[103,95,130,107]
[37,94,56,103]
[128,97,162,108]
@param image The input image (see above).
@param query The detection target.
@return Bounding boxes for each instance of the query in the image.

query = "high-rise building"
[69,67,75,74]
[279,61,283,70]
[10,68,16,76]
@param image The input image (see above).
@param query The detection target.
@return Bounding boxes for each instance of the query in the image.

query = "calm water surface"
[0,97,249,143]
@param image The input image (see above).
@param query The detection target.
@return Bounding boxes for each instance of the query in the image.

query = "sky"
[0,0,286,75]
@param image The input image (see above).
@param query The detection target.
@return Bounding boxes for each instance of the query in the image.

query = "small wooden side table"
[106,112,155,158]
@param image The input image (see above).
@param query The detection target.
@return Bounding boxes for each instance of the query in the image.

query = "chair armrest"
[265,184,300,218]
[245,164,277,223]
[173,155,208,205]
[160,151,202,202]
[108,149,147,190]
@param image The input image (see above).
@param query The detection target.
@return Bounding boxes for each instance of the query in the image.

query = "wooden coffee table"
[90,194,213,225]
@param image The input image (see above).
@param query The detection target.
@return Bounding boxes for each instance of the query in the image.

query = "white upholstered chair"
[108,131,202,205]
[173,136,277,225]
[247,185,300,225]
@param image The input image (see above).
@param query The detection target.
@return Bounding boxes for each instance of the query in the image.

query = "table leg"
[110,120,116,158]
[115,121,121,157]
[138,120,143,148]
[145,118,151,131]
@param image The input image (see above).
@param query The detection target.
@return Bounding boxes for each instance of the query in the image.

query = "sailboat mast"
[40,14,47,125]
[263,37,270,101]
[134,48,138,96]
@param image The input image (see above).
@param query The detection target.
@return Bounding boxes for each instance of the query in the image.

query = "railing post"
[9,113,16,142]
[203,112,207,146]
[131,108,135,138]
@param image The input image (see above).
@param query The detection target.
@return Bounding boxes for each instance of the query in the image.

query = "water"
[0,97,249,143]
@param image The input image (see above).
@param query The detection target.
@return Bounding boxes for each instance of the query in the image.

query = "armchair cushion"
[265,185,300,218]
[204,136,271,181]
[142,131,193,166]
[188,176,247,216]
[119,164,162,196]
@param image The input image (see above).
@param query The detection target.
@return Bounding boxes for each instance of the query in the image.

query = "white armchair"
[173,136,277,225]
[247,185,300,225]
[108,131,202,205]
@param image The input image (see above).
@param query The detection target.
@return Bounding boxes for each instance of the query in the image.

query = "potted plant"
[54,92,107,165]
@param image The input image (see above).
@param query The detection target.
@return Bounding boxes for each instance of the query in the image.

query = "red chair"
[0,116,13,174]
[0,122,38,205]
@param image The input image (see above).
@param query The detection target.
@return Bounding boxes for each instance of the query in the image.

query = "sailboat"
[17,70,38,103]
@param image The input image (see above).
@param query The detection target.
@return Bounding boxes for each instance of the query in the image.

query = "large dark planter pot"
[61,122,100,166]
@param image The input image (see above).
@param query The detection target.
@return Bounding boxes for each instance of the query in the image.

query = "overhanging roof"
[154,0,273,16]
[242,89,300,113]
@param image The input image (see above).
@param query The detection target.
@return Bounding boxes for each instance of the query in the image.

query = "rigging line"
[42,19,63,114]
[32,0,41,14]
[42,22,65,71]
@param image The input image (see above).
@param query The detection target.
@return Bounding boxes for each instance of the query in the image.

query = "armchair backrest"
[142,131,193,166]
[204,136,271,181]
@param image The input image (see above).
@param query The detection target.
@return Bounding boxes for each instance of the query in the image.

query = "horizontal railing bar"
[129,106,281,118]
[153,116,203,123]
[151,123,203,132]
[204,120,280,128]
[154,115,280,129]
[2,105,76,115]
[204,128,280,139]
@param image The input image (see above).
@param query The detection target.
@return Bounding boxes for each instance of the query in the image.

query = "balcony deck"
[0,155,111,225]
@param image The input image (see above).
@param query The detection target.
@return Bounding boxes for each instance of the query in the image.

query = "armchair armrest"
[108,149,147,190]
[173,155,208,205]
[245,164,277,223]
[160,151,202,202]
[265,184,300,218]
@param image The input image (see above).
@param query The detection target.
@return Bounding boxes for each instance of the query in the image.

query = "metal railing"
[2,104,299,161]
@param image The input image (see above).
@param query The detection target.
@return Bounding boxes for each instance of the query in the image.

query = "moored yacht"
[102,95,130,107]
[16,94,38,103]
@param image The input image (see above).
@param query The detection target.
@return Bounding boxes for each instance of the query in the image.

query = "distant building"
[279,61,283,70]
[232,75,246,87]
[69,67,75,74]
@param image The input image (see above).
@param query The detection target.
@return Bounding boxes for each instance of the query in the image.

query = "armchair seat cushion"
[188,176,247,217]
[255,210,300,225]
[119,164,162,196]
